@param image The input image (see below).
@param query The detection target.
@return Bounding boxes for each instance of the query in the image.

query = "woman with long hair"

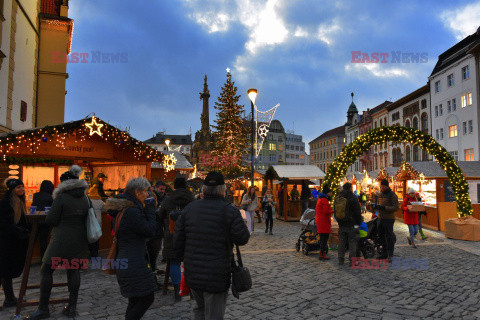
[0,178,29,310]
[241,186,258,234]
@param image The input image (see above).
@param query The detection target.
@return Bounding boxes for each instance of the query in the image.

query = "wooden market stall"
[150,150,195,184]
[272,165,325,221]
[0,116,164,259]
[393,161,480,231]
[229,170,265,207]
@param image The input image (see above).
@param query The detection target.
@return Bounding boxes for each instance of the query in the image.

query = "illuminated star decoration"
[226,67,230,73]
[85,117,104,136]
[163,153,177,172]
[258,124,269,138]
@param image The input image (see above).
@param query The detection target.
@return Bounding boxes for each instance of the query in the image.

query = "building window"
[452,98,456,111]
[405,120,410,128]
[465,148,474,161]
[449,125,457,138]
[269,143,276,151]
[462,92,472,108]
[413,146,419,161]
[439,104,443,116]
[447,74,454,87]
[435,81,441,93]
[447,101,451,113]
[440,128,444,139]
[300,155,304,159]
[469,120,473,133]
[413,117,418,130]
[296,155,299,159]
[462,65,470,80]
[463,122,467,135]
[421,99,427,109]
[435,106,438,117]
[406,146,411,162]
[435,129,439,140]
[380,119,383,127]
[20,101,27,122]
[449,151,458,162]
[421,113,428,132]
[278,145,283,151]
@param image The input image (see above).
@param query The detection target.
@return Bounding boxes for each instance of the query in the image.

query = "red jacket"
[402,195,419,225]
[316,195,333,233]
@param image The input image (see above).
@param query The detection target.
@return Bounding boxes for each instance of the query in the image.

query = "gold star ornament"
[85,117,104,136]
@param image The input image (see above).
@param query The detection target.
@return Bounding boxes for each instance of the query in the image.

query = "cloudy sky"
[66,0,480,150]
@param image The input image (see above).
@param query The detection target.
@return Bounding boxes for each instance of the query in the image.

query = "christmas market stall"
[272,165,325,221]
[150,150,195,184]
[393,161,480,232]
[0,116,164,258]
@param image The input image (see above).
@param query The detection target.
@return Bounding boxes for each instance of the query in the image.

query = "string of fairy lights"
[322,126,473,217]
[0,116,164,163]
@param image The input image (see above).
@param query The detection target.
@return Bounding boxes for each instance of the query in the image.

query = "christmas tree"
[210,71,248,177]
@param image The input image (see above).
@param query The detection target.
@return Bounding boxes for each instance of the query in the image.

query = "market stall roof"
[272,165,325,180]
[151,151,193,170]
[0,116,164,163]
[395,161,480,179]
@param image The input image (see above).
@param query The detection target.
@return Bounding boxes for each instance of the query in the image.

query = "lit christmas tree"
[210,71,248,177]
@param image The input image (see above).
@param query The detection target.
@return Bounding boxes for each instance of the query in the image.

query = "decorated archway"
[322,126,473,217]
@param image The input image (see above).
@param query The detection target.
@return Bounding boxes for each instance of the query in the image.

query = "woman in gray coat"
[104,177,157,320]
[25,165,90,319]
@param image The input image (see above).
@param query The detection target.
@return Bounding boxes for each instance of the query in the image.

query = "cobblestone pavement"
[1,219,480,320]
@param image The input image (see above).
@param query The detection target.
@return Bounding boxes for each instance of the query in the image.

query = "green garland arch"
[322,126,473,217]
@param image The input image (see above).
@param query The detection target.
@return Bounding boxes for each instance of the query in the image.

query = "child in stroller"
[357,221,376,258]
[365,216,396,257]
[295,208,321,255]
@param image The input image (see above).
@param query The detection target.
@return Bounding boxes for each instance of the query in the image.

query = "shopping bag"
[179,272,190,296]
[86,197,102,243]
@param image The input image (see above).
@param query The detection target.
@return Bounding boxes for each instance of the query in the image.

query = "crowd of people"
[0,166,250,320]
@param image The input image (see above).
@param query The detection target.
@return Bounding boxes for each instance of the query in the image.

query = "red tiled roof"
[41,0,61,15]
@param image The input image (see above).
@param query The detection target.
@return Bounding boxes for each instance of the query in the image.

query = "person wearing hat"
[402,188,420,248]
[90,173,107,200]
[25,165,90,319]
[375,179,399,261]
[0,178,29,310]
[158,177,194,302]
[315,185,334,260]
[174,171,250,320]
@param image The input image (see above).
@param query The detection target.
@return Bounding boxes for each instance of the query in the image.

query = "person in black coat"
[105,177,157,320]
[31,180,54,260]
[0,178,29,309]
[146,181,167,275]
[174,172,250,320]
[158,178,194,301]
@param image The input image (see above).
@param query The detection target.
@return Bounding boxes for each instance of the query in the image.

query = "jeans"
[246,211,255,233]
[378,219,396,257]
[408,224,419,241]
[338,226,359,261]
[319,233,329,254]
[40,264,80,310]
[264,206,273,232]
[192,289,228,320]
[169,259,181,285]
[125,293,154,320]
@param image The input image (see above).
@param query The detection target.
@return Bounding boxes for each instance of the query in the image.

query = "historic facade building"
[309,125,345,173]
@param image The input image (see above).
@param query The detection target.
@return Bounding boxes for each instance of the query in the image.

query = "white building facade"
[429,28,480,162]
[285,132,308,165]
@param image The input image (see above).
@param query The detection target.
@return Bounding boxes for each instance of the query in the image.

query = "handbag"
[102,209,126,275]
[86,197,102,243]
[231,244,252,299]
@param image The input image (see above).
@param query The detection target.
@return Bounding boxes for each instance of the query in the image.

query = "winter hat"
[380,179,389,187]
[204,171,225,186]
[322,185,332,194]
[97,173,107,179]
[408,188,416,194]
[60,165,82,182]
[5,178,24,191]
[174,177,187,189]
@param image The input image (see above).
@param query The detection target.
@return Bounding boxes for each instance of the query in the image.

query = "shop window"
[465,148,474,161]
[449,125,457,138]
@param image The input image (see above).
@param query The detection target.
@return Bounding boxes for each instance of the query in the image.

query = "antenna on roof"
[85,112,95,119]
[351,92,354,102]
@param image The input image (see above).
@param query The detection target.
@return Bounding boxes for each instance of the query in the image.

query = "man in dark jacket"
[31,180,54,261]
[158,178,194,301]
[376,179,399,260]
[147,181,167,275]
[335,182,363,266]
[174,172,250,320]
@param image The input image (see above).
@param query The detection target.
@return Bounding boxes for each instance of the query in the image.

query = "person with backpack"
[334,182,363,266]
[158,178,194,302]
[375,179,399,261]
[315,185,333,260]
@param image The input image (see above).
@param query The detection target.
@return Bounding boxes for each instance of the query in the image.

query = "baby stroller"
[366,217,397,257]
[295,208,321,255]
[358,222,376,259]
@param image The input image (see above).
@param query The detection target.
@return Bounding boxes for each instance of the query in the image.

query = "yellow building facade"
[0,0,72,133]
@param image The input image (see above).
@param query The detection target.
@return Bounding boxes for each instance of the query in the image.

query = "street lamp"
[165,139,171,151]
[248,88,257,188]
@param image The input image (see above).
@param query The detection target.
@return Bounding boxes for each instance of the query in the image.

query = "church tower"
[199,75,210,134]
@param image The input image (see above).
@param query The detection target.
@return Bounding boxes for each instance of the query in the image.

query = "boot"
[323,253,330,260]
[419,229,427,240]
[23,308,50,319]
[2,278,17,308]
[62,288,79,318]
[319,252,325,260]
[269,229,273,235]
[174,284,181,302]
[265,228,268,234]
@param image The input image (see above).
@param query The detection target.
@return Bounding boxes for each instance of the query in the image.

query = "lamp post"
[165,138,171,151]
[248,88,257,188]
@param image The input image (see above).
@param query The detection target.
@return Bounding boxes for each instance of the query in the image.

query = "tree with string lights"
[209,70,249,177]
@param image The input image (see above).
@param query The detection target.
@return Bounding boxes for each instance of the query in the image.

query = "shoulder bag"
[86,196,102,243]
[102,209,126,275]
